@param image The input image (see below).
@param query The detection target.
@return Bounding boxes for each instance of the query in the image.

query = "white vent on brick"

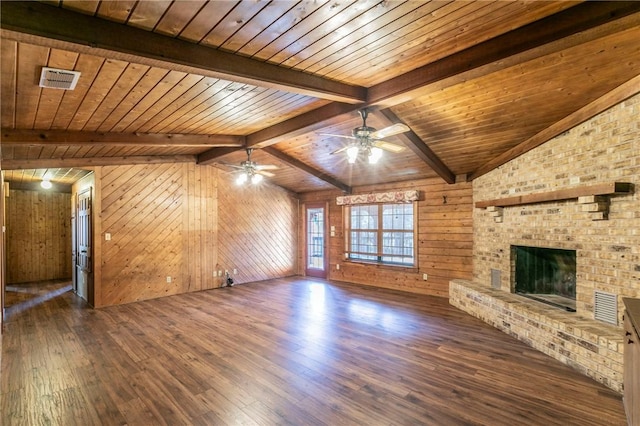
[594,290,617,325]
[39,67,81,90]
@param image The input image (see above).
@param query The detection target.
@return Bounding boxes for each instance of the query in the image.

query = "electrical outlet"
[233,268,237,275]
[166,276,172,283]
[336,264,340,270]
[105,232,111,241]
[422,273,428,281]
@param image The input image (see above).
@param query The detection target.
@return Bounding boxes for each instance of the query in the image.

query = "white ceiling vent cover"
[39,67,81,90]
[594,290,617,325]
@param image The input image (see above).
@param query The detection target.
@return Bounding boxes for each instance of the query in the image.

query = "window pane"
[348,202,415,267]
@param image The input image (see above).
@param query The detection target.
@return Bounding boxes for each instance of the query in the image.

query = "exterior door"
[305,203,327,278]
[76,188,93,305]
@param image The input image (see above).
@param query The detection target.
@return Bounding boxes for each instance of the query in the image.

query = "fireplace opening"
[512,245,576,312]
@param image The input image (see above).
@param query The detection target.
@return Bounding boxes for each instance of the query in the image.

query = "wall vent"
[39,67,81,90]
[594,290,617,325]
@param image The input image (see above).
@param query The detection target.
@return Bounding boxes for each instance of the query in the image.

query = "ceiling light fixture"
[41,179,52,189]
[325,109,409,165]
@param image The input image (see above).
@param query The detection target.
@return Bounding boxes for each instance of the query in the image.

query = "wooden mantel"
[475,182,632,208]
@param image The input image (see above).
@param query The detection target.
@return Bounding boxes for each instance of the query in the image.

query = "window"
[345,202,416,266]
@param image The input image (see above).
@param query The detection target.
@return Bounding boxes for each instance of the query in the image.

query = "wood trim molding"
[1,129,246,147]
[468,74,640,181]
[0,1,366,104]
[475,182,632,208]
[197,147,246,165]
[1,155,196,170]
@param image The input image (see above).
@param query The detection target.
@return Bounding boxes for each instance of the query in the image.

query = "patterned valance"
[336,190,420,206]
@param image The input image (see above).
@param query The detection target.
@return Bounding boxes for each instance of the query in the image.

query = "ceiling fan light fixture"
[236,173,248,185]
[251,173,263,184]
[369,147,383,164]
[346,145,359,164]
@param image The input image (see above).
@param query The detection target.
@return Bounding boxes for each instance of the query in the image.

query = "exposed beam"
[197,147,246,165]
[368,2,640,107]
[234,2,640,156]
[376,109,455,184]
[1,129,245,147]
[262,147,352,194]
[0,1,366,104]
[246,102,364,148]
[468,74,640,181]
[1,155,196,170]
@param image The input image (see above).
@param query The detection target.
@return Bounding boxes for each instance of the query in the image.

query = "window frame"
[343,201,417,267]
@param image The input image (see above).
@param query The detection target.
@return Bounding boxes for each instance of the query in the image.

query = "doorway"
[75,188,93,305]
[305,203,327,278]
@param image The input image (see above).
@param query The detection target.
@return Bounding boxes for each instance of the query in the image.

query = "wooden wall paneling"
[34,49,79,129]
[1,39,17,128]
[96,163,220,306]
[6,188,72,284]
[99,164,185,305]
[82,62,151,131]
[67,58,129,131]
[109,69,187,133]
[50,54,107,130]
[120,74,204,134]
[299,177,473,297]
[217,173,298,284]
[15,43,49,129]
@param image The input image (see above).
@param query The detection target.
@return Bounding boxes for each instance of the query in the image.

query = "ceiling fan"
[323,109,410,164]
[222,148,277,184]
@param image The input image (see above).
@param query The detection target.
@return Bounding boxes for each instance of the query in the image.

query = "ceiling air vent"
[594,290,617,325]
[39,67,81,90]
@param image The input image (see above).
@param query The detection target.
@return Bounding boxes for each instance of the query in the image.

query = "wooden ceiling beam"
[377,109,455,184]
[468,74,640,181]
[368,2,640,107]
[197,147,246,165]
[245,102,364,148]
[1,155,196,170]
[262,147,352,194]
[0,1,366,104]
[1,129,245,147]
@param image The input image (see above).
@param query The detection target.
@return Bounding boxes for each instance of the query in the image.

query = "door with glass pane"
[305,203,327,278]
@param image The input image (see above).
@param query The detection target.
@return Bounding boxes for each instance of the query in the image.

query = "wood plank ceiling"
[1,1,639,194]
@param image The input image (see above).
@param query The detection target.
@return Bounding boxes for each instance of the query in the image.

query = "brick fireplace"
[450,93,640,393]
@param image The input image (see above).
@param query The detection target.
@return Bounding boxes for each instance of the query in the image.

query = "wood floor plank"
[1,277,626,425]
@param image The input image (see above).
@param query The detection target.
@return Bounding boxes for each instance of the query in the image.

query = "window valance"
[336,190,420,206]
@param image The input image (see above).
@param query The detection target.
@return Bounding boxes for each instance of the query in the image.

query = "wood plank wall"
[97,163,297,307]
[299,177,473,297]
[5,188,72,283]
[99,163,215,306]
[217,173,299,284]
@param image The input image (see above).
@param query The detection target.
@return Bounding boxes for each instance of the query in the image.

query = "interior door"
[305,203,327,278]
[76,188,93,305]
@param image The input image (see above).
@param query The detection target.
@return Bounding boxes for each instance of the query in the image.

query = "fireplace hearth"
[512,245,576,311]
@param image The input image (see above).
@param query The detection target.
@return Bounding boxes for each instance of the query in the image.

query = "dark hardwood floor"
[1,277,626,425]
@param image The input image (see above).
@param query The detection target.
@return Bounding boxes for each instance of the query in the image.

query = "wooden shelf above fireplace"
[475,182,632,208]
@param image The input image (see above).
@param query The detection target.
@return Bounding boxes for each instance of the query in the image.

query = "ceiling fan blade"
[370,123,410,139]
[217,162,244,170]
[330,145,352,155]
[257,170,275,177]
[372,140,405,153]
[318,133,357,141]
[255,164,278,171]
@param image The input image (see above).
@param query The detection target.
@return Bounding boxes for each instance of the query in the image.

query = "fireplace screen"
[513,246,576,311]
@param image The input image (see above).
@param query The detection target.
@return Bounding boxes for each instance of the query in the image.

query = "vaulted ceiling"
[2,1,639,194]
